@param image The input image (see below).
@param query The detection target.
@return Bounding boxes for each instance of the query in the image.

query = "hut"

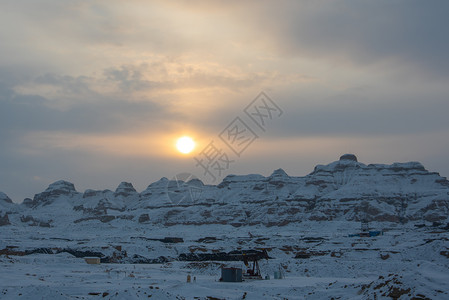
[84,257,101,264]
[220,267,242,282]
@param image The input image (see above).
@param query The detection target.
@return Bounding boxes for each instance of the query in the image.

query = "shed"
[221,267,242,282]
[84,257,101,264]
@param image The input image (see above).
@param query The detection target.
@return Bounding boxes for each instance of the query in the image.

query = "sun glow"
[176,136,195,154]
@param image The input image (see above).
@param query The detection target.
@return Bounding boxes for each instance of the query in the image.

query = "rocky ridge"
[1,154,448,227]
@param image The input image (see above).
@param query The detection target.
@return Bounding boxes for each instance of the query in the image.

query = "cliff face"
[297,157,449,223]
[2,155,449,227]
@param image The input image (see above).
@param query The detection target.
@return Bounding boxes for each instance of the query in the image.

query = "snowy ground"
[1,221,448,299]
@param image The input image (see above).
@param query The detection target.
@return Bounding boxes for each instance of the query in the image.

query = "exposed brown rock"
[0,214,10,226]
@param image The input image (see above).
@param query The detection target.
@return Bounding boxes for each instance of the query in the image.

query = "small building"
[84,257,101,264]
[221,267,242,282]
[349,219,384,237]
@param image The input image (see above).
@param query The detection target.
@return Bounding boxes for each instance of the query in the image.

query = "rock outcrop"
[30,180,80,207]
[0,213,10,226]
[114,182,138,198]
[1,154,448,226]
[0,192,12,204]
[0,192,17,215]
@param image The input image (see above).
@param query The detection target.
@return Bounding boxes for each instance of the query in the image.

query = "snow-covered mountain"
[1,154,449,299]
[1,154,449,227]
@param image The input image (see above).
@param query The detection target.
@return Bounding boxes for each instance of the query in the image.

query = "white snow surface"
[1,155,449,298]
[0,222,448,299]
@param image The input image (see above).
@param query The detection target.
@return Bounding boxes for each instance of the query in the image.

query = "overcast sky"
[1,0,449,202]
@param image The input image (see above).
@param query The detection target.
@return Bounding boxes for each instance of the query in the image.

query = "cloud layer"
[1,1,448,201]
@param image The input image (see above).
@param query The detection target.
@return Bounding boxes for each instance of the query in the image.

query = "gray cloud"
[104,65,156,92]
[1,0,449,203]
[0,83,166,135]
[174,0,449,77]
[275,1,448,76]
[34,74,93,96]
[266,87,449,139]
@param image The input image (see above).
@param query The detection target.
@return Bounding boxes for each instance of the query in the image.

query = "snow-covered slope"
[1,155,449,299]
[1,154,449,228]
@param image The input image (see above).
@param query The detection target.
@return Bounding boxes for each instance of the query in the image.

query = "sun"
[176,136,195,154]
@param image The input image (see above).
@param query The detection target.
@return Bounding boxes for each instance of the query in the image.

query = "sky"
[1,0,449,203]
